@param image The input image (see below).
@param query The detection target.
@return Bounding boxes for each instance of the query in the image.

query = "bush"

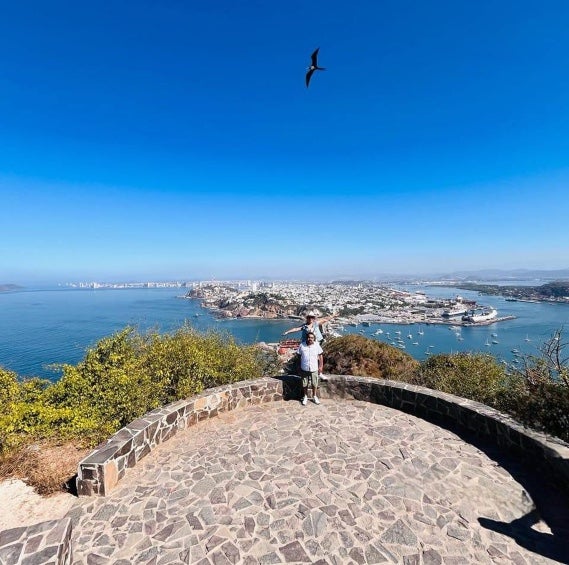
[323,335,419,380]
[0,325,279,455]
[412,352,509,406]
[499,330,569,441]
[46,328,157,440]
[141,326,277,401]
[0,368,20,412]
[499,380,569,442]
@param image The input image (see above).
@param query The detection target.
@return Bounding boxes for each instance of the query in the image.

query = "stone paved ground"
[66,400,567,564]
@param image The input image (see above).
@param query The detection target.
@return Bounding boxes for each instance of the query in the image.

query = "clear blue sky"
[1,1,568,282]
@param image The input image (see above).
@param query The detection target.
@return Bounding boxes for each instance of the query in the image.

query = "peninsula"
[0,284,22,292]
[442,280,569,304]
[186,281,513,327]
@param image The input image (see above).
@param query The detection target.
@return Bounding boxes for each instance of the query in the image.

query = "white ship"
[442,307,469,318]
[462,307,498,323]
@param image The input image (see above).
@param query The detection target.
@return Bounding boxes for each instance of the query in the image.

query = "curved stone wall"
[76,374,569,498]
[3,375,568,564]
[77,378,283,496]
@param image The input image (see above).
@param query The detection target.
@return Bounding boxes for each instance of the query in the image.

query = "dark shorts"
[300,369,319,388]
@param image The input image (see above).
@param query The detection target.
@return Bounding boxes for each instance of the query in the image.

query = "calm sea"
[0,285,567,380]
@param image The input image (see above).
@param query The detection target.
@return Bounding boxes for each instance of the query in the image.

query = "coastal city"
[186,280,512,327]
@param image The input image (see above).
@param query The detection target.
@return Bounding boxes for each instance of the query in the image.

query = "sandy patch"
[0,479,77,531]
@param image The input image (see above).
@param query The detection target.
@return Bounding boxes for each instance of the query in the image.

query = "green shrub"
[1,325,279,454]
[47,328,158,437]
[413,352,508,406]
[501,380,569,442]
[499,330,569,441]
[0,368,20,415]
[141,326,275,401]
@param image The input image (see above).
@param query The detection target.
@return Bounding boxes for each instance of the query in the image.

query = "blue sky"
[1,1,568,282]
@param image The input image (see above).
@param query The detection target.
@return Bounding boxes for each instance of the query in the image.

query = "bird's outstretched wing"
[305,68,315,87]
[311,48,320,67]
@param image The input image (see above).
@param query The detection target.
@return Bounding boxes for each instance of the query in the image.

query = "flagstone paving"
[66,400,567,564]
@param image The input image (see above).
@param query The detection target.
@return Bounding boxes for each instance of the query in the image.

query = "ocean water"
[0,286,567,380]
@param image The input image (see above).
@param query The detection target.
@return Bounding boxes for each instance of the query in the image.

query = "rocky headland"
[187,285,305,319]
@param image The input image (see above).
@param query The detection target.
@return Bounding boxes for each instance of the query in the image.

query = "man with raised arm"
[282,311,336,345]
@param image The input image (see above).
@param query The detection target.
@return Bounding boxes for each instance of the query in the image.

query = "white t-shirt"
[298,342,323,372]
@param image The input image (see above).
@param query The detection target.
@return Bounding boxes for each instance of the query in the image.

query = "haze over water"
[1,285,567,380]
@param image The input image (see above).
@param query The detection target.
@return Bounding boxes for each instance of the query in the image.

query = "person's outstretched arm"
[282,326,302,336]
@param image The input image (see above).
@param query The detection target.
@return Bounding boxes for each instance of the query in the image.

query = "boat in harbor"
[462,307,498,323]
[442,306,469,318]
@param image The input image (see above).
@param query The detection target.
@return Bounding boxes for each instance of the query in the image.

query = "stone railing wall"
[0,518,72,565]
[76,378,283,496]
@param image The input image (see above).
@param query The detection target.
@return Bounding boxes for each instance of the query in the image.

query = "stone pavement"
[66,400,567,564]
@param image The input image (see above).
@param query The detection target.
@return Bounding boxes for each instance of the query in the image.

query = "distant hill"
[0,284,22,292]
[437,268,569,281]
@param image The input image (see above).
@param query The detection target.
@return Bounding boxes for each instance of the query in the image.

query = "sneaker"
[313,396,320,405]
[301,396,308,406]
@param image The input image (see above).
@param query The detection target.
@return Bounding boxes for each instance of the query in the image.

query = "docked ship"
[462,307,498,323]
[442,296,475,318]
[442,306,469,318]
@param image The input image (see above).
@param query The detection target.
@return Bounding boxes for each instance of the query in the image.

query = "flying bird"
[305,47,326,87]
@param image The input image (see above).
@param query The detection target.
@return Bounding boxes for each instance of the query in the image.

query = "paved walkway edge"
[0,518,72,565]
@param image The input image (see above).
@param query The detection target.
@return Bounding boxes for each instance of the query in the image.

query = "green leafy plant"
[412,352,509,406]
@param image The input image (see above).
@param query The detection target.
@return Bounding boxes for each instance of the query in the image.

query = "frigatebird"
[305,47,326,87]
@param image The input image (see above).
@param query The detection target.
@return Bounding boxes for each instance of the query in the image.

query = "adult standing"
[282,311,336,344]
[297,331,323,405]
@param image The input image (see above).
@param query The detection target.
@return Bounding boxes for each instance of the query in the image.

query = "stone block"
[76,478,95,497]
[0,527,26,546]
[194,396,208,411]
[145,421,160,443]
[115,438,133,457]
[102,460,119,495]
[0,542,23,563]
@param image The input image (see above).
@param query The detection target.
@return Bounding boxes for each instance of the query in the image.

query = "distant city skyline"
[2,2,568,283]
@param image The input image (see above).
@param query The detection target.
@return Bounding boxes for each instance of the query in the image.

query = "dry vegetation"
[0,442,89,496]
[323,334,419,379]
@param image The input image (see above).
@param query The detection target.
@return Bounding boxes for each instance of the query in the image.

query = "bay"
[0,287,292,380]
[0,285,567,381]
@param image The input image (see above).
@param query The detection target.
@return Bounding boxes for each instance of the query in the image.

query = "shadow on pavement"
[479,509,569,563]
